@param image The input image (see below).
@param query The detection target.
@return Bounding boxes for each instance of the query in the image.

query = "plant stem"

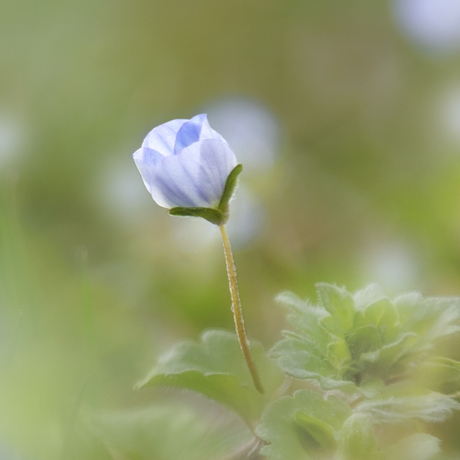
[219,224,264,394]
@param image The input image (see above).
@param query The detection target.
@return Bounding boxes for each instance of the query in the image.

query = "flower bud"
[133,114,238,210]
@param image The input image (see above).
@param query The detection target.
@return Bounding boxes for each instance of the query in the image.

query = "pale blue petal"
[174,114,224,154]
[174,114,206,154]
[133,147,165,194]
[150,138,238,209]
[142,119,187,155]
[150,153,208,208]
[195,114,225,142]
[195,138,238,198]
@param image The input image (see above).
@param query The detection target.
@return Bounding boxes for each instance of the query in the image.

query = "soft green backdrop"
[1,0,460,458]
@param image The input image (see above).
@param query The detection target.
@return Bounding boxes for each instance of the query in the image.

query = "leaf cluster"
[272,283,460,395]
[91,284,460,459]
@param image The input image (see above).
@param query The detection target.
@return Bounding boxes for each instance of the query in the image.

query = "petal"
[174,114,224,154]
[194,138,238,197]
[133,147,165,193]
[150,138,237,209]
[195,113,225,141]
[142,119,187,155]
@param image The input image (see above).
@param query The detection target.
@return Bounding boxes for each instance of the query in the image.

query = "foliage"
[88,284,460,459]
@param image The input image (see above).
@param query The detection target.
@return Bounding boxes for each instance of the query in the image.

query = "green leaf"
[277,284,460,393]
[415,357,460,394]
[340,413,377,460]
[256,390,351,460]
[357,392,460,424]
[317,283,354,333]
[353,284,387,311]
[276,292,333,356]
[294,411,337,451]
[348,325,382,362]
[137,330,283,423]
[396,296,460,352]
[354,297,399,343]
[89,402,253,460]
[381,434,441,460]
[270,337,353,390]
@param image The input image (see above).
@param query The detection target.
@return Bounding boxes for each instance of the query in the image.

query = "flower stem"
[219,224,264,394]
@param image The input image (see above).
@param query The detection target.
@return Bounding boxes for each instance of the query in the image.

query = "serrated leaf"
[137,330,283,422]
[364,298,386,325]
[393,292,424,325]
[256,390,351,460]
[354,284,386,311]
[317,283,354,333]
[358,332,417,371]
[270,338,354,390]
[348,325,382,358]
[398,297,460,352]
[277,292,333,356]
[357,392,460,424]
[340,413,377,460]
[364,298,399,342]
[416,298,460,345]
[353,297,399,345]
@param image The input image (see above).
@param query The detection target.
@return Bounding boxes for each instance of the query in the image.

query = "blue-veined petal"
[196,138,237,194]
[174,115,204,155]
[133,147,165,193]
[150,138,237,208]
[142,119,187,155]
[174,114,224,154]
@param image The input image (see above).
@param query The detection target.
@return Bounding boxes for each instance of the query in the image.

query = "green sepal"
[168,207,224,225]
[218,163,243,213]
[168,164,243,226]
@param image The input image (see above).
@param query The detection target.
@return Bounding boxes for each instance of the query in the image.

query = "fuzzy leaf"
[270,337,353,390]
[293,411,337,450]
[277,284,460,392]
[277,292,333,357]
[317,283,354,333]
[357,392,460,424]
[137,330,283,422]
[256,390,351,460]
[340,413,378,460]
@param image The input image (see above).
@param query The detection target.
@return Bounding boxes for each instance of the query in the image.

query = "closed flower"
[133,114,238,210]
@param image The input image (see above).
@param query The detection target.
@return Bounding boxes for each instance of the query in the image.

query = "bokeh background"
[2,0,460,458]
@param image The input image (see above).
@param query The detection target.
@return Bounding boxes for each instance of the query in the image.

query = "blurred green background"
[2,0,460,458]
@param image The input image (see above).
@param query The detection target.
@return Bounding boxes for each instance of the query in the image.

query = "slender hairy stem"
[219,224,264,394]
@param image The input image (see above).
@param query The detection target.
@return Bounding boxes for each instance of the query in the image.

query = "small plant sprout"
[133,113,264,394]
